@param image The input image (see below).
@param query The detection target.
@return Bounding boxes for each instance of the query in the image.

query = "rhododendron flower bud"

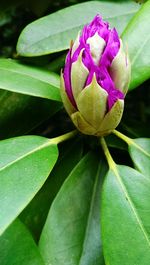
[60,15,131,136]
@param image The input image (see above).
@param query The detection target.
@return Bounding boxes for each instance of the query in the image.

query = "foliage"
[0,1,150,265]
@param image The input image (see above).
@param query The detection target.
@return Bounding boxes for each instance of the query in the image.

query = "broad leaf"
[122,0,150,89]
[0,59,61,101]
[0,89,61,139]
[17,1,139,56]
[128,138,150,177]
[39,153,107,265]
[102,165,150,265]
[20,139,83,241]
[0,135,58,235]
[0,219,44,265]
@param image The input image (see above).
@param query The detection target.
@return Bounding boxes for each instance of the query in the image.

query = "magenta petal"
[108,89,124,110]
[82,15,109,42]
[82,46,94,71]
[100,28,120,68]
[63,50,76,108]
[96,67,114,94]
[72,15,110,65]
[96,67,124,110]
[85,66,95,86]
[63,14,123,112]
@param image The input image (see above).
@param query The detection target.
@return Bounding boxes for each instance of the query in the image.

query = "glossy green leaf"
[128,138,150,177]
[0,219,44,265]
[122,0,150,89]
[0,89,61,139]
[0,135,58,235]
[17,1,139,56]
[20,139,83,241]
[39,153,107,265]
[102,165,150,265]
[0,59,61,101]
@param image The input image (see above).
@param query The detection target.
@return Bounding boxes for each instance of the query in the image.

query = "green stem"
[112,129,133,145]
[50,130,78,145]
[113,129,149,156]
[100,137,118,174]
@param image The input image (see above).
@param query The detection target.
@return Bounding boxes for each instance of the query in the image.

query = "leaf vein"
[0,140,51,172]
[114,166,150,248]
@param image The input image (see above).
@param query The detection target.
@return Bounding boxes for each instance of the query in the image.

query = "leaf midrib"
[113,165,150,248]
[0,140,52,172]
[132,141,150,157]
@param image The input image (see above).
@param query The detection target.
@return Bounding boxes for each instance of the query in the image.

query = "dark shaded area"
[122,80,150,137]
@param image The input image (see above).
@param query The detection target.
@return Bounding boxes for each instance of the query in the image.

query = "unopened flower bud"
[60,15,131,136]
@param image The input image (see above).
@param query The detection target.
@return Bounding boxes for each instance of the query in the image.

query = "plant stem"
[50,130,78,145]
[100,137,118,174]
[113,130,149,156]
[112,129,133,145]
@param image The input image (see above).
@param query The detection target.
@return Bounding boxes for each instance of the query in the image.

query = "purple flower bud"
[60,15,131,136]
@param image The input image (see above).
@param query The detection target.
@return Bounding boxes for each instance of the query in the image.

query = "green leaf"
[122,0,150,89]
[39,153,107,265]
[17,1,140,56]
[0,219,44,265]
[101,165,150,265]
[0,135,58,235]
[128,138,150,177]
[0,59,61,101]
[20,139,83,241]
[0,89,61,139]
